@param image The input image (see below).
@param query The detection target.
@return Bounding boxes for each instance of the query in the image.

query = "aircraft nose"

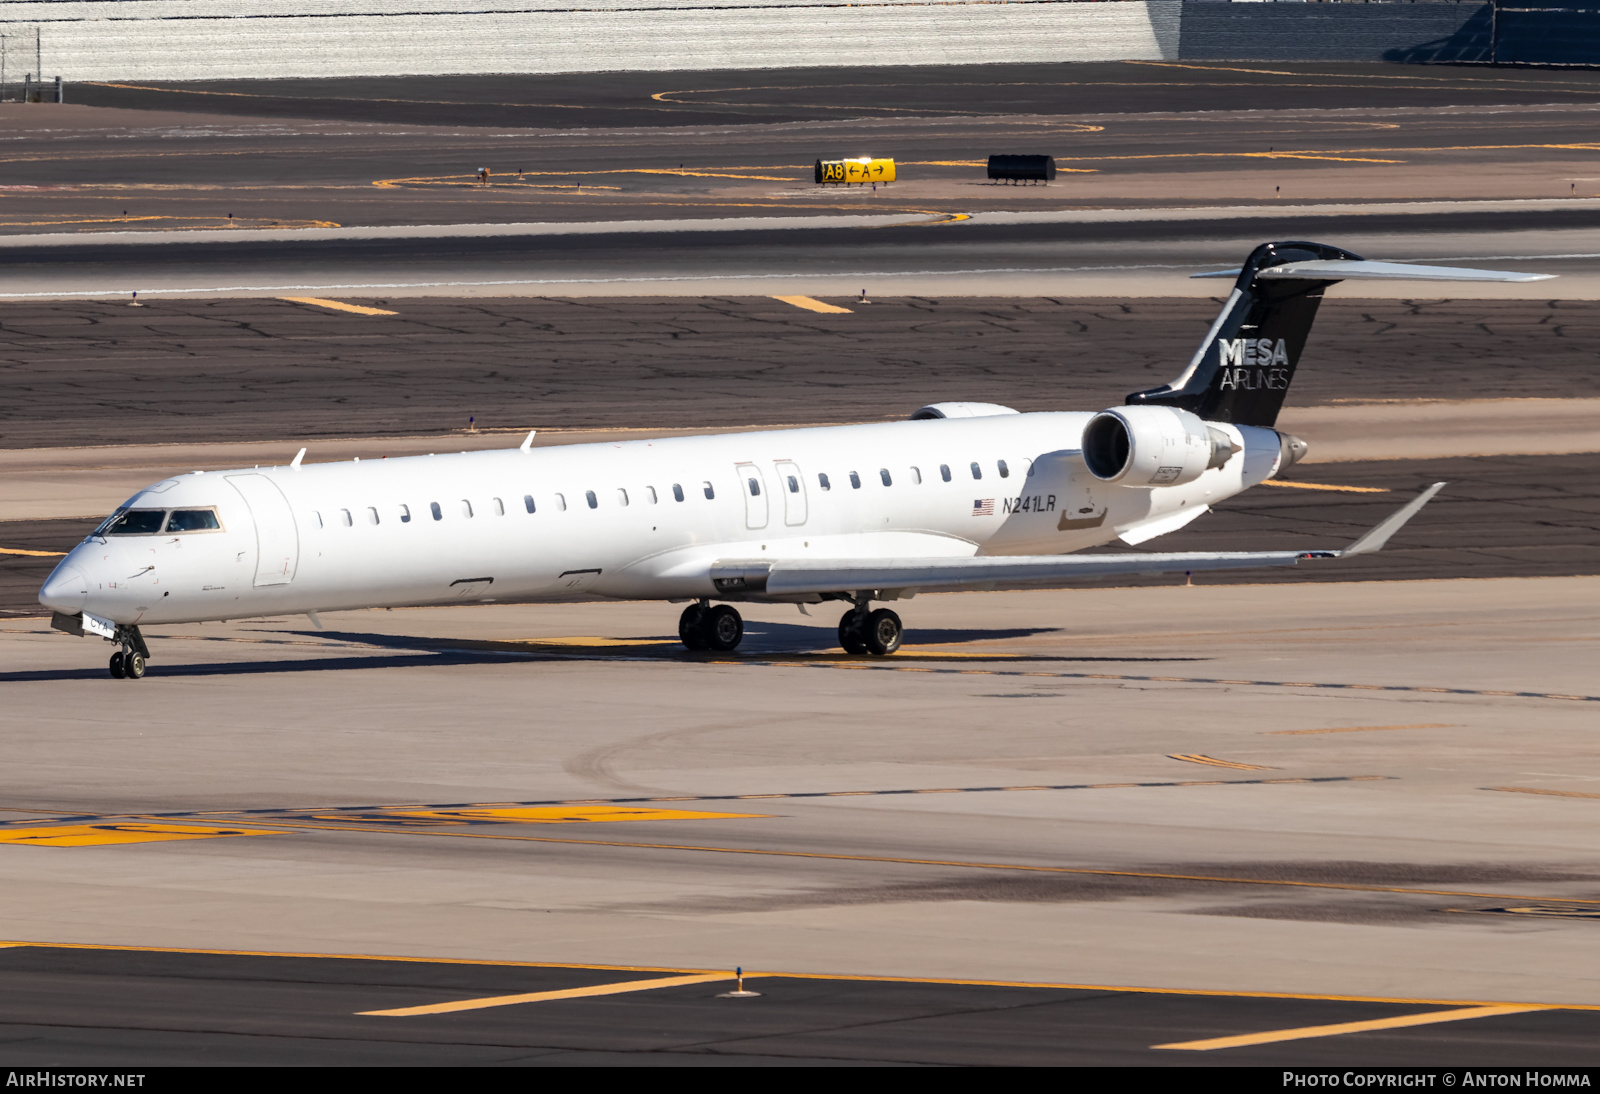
[38,564,88,613]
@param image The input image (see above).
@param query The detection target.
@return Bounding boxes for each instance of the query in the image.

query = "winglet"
[290,447,306,470]
[1340,482,1446,557]
[520,430,537,453]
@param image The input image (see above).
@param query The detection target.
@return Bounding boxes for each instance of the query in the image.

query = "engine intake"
[1082,406,1238,488]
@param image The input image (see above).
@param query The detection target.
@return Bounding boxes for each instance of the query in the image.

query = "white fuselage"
[39,412,1286,626]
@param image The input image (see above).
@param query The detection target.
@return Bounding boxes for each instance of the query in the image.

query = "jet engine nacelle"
[1081,405,1238,488]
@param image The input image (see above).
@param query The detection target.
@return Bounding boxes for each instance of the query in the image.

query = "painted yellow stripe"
[1488,786,1600,802]
[360,973,733,1016]
[1169,754,1275,771]
[1262,480,1391,493]
[1154,1004,1551,1051]
[1270,723,1453,736]
[0,823,283,847]
[0,547,65,557]
[772,295,853,314]
[381,806,767,824]
[280,297,397,316]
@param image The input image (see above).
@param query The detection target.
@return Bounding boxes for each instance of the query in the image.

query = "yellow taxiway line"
[1168,754,1275,771]
[280,297,397,316]
[0,547,65,557]
[1154,1004,1551,1051]
[1262,480,1391,493]
[772,295,853,314]
[360,972,735,1016]
[1488,786,1600,802]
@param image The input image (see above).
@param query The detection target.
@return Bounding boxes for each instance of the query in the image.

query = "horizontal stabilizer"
[1194,260,1553,283]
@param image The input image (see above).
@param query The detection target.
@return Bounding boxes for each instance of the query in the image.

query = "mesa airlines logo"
[1216,337,1291,391]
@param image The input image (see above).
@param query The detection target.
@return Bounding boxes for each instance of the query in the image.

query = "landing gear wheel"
[838,610,868,656]
[108,651,125,679]
[124,651,147,679]
[703,604,744,652]
[864,608,903,656]
[678,604,710,651]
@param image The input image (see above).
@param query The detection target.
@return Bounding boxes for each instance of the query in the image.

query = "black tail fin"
[1126,240,1361,428]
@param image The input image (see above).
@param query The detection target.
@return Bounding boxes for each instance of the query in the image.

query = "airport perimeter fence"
[0,0,1596,84]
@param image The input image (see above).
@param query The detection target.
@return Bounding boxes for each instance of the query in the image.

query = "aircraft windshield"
[96,507,222,536]
[102,510,166,536]
[165,509,220,533]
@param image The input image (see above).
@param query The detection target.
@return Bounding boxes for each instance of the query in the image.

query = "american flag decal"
[972,498,995,516]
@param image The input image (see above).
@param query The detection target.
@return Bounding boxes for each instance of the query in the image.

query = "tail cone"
[1276,432,1309,471]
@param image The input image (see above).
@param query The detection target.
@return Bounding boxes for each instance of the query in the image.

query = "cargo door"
[225,473,300,587]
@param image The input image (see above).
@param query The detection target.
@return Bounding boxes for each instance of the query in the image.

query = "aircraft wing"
[711,483,1444,597]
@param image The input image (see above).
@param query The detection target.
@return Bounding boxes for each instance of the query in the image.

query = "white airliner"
[40,241,1548,678]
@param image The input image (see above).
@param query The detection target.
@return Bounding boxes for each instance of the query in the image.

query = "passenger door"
[225,473,300,587]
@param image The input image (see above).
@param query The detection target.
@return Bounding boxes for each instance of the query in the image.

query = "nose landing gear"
[838,605,903,656]
[107,625,148,680]
[678,601,744,652]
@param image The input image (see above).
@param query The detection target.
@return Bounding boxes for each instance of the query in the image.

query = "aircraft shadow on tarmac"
[1,623,1208,681]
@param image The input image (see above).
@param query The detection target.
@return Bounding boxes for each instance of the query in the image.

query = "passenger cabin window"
[340,508,353,527]
[646,486,658,504]
[970,462,983,480]
[430,502,443,521]
[747,477,761,497]
[366,506,380,525]
[400,504,412,523]
[493,497,505,516]
[787,475,799,494]
[940,464,951,482]
[461,500,474,518]
[910,466,922,485]
[617,488,629,507]
[104,510,166,536]
[849,472,861,489]
[702,481,715,500]
[672,484,684,502]
[523,495,536,514]
[998,460,1010,479]
[555,493,567,511]
[585,490,598,509]
[818,473,831,491]
[311,510,324,530]
[879,468,892,487]
[165,509,220,533]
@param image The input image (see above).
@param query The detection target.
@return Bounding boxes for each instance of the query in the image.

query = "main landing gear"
[107,624,149,680]
[838,605,903,656]
[676,599,905,657]
[679,601,744,652]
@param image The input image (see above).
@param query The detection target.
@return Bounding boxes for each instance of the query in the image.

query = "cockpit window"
[165,509,221,533]
[103,510,166,536]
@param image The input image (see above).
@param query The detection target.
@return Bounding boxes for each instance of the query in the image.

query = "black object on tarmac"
[987,154,1056,183]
